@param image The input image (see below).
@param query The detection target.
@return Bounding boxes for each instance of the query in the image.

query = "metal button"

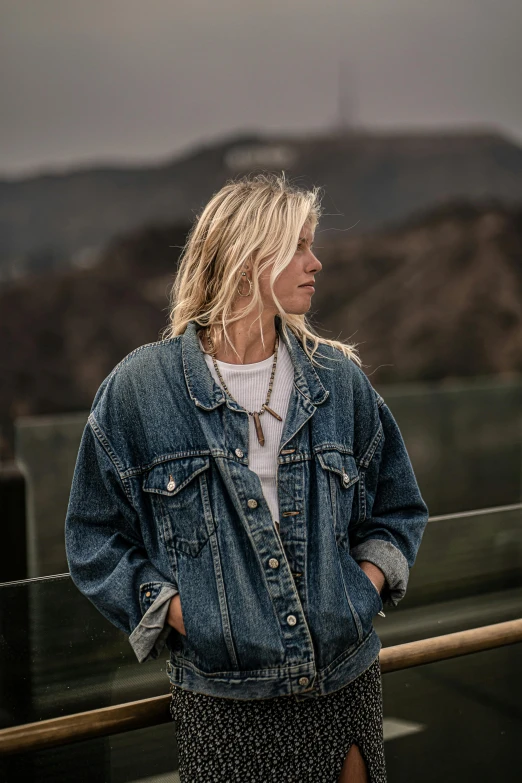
[145,591,151,598]
[167,479,176,491]
[286,614,297,626]
[235,448,244,458]
[247,498,258,509]
[298,676,309,686]
[268,558,279,569]
[342,470,350,486]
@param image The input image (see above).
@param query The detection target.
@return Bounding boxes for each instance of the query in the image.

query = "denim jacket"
[65,315,429,700]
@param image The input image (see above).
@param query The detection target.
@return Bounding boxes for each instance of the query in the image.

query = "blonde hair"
[160,171,362,369]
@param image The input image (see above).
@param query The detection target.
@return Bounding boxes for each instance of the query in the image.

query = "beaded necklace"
[204,328,282,446]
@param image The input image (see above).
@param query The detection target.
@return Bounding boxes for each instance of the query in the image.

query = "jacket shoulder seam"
[88,413,124,471]
[349,364,386,466]
[88,413,134,503]
[359,421,384,469]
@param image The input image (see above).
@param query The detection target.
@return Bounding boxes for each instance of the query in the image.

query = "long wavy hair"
[160,171,362,369]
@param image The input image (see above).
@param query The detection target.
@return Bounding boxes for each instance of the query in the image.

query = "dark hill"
[312,200,522,383]
[1,127,522,283]
[1,201,521,460]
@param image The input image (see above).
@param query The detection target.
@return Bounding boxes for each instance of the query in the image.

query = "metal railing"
[0,617,521,757]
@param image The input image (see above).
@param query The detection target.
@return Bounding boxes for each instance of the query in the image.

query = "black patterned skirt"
[169,655,386,782]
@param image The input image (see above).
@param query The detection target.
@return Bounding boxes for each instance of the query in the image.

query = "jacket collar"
[182,314,330,411]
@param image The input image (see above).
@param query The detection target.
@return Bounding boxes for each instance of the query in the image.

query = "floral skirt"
[169,655,386,782]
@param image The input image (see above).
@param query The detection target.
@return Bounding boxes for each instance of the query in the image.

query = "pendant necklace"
[205,328,282,446]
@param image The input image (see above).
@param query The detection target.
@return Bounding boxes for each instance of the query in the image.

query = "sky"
[1,0,522,179]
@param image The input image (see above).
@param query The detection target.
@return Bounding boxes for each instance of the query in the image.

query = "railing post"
[0,462,28,581]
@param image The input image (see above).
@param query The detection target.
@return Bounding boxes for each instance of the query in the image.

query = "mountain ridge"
[1,199,520,460]
[2,127,522,284]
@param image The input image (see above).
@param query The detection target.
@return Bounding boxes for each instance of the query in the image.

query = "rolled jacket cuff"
[351,538,409,607]
[129,583,179,663]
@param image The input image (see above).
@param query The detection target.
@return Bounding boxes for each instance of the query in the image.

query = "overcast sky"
[1,0,522,179]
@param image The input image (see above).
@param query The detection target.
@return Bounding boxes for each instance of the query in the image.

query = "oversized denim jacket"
[65,315,429,700]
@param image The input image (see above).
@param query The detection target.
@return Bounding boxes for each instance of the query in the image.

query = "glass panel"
[1,649,519,782]
[395,504,522,599]
[13,375,522,578]
[378,376,522,517]
[0,504,520,730]
[0,505,520,780]
[0,575,169,729]
[377,504,522,647]
[383,645,521,782]
[0,723,179,783]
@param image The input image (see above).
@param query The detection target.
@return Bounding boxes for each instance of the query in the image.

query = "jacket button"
[235,448,244,458]
[145,591,151,598]
[247,499,258,509]
[268,558,279,569]
[167,480,176,491]
[298,676,309,686]
[342,471,350,486]
[286,614,297,626]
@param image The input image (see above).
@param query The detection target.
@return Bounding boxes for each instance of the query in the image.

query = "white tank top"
[199,335,294,526]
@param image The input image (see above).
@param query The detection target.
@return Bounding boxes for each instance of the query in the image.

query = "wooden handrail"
[1,618,521,756]
[380,617,522,672]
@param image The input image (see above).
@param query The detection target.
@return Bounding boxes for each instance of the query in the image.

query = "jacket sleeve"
[350,394,429,607]
[65,416,179,662]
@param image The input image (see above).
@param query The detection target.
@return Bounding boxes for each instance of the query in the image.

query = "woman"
[65,172,429,782]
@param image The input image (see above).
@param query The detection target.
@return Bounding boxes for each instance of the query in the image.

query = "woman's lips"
[299,285,315,292]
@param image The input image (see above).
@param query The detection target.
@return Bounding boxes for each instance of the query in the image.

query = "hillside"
[1,128,522,283]
[1,200,521,461]
[313,200,522,383]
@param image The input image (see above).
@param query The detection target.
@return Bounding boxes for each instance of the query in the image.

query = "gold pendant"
[253,411,265,446]
[262,404,282,421]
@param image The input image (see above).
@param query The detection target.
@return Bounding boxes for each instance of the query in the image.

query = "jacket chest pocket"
[317,449,360,548]
[142,456,216,557]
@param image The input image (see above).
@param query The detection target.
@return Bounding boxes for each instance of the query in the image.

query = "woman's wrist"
[358,560,386,593]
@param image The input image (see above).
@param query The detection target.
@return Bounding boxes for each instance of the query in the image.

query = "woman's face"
[257,223,322,315]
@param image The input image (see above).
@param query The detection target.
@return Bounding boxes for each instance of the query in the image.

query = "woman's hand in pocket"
[167,593,187,636]
[358,560,386,595]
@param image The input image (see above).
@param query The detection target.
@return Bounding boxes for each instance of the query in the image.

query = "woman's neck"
[201,317,277,365]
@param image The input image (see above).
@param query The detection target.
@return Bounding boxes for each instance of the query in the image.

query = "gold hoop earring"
[237,271,253,297]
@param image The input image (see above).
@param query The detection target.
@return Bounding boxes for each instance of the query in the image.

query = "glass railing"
[0,504,521,782]
[0,722,180,783]
[1,504,521,727]
[2,639,520,783]
[13,374,522,580]
[379,374,522,517]
[0,574,168,728]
